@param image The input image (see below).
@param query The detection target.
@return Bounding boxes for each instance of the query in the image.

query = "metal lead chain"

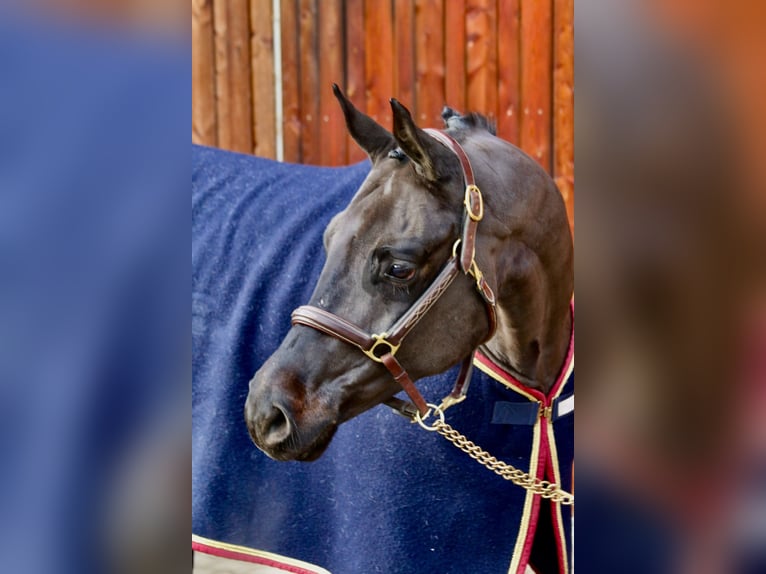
[415,405,574,505]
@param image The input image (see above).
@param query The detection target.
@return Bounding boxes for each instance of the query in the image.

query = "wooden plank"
[213,0,231,148]
[394,0,416,115]
[519,0,552,171]
[192,0,217,146]
[553,0,574,228]
[465,0,497,118]
[213,0,253,154]
[299,0,319,164]
[250,0,276,159]
[415,0,445,126]
[497,0,520,144]
[444,0,466,114]
[281,0,301,163]
[318,0,346,166]
[364,0,395,129]
[345,0,366,163]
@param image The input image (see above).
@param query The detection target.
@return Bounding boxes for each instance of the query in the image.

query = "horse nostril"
[262,404,292,446]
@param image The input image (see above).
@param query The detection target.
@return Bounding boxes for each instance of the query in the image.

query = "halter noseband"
[291,129,497,417]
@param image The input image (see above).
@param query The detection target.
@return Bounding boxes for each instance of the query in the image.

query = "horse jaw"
[245,350,398,462]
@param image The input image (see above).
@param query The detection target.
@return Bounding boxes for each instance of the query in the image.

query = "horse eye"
[385,263,416,281]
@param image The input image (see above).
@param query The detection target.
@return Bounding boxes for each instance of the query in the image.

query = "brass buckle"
[464,184,484,221]
[363,333,400,362]
[539,404,552,419]
[468,258,484,286]
[456,241,488,294]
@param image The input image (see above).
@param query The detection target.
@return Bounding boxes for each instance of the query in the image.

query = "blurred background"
[0,0,763,572]
[191,0,575,227]
[0,3,189,574]
[576,0,766,572]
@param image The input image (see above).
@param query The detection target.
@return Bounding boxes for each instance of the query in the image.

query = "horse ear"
[390,98,449,182]
[333,84,395,162]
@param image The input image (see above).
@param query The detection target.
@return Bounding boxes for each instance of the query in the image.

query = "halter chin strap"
[291,129,496,417]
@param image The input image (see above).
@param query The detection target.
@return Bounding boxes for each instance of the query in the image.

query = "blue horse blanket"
[192,144,574,573]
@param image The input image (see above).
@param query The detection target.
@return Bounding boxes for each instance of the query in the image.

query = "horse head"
[245,86,573,461]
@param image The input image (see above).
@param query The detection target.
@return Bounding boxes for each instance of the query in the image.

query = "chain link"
[431,419,574,505]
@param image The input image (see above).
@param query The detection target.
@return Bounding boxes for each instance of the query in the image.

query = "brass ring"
[414,403,445,431]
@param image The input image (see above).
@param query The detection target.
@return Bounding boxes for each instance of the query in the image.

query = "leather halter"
[291,129,497,417]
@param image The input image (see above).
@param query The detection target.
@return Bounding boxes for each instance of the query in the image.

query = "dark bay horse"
[246,87,572,464]
[193,88,573,574]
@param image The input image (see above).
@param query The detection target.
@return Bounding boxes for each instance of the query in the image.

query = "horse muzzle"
[245,366,339,462]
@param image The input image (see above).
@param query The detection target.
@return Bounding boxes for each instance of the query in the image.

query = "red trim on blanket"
[546,435,568,573]
[475,302,573,574]
[517,415,552,573]
[475,303,574,404]
[475,351,545,402]
[548,306,575,400]
[192,540,323,574]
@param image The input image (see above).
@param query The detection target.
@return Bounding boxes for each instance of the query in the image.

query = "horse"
[192,87,573,574]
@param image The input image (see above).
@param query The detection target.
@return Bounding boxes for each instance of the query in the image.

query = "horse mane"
[441,107,496,136]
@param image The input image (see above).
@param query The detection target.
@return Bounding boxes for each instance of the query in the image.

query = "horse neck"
[480,280,572,395]
[453,131,573,394]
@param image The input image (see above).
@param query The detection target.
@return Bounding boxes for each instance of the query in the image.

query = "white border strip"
[193,534,331,574]
[557,394,574,418]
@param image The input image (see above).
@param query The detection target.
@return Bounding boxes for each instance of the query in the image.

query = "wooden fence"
[192,0,574,223]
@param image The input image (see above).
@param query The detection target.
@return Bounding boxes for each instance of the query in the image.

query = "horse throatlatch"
[292,129,573,505]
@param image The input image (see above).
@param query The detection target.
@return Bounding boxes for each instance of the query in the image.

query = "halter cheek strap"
[425,129,497,312]
[291,130,496,417]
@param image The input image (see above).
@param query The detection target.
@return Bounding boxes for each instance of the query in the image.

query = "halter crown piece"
[291,129,497,417]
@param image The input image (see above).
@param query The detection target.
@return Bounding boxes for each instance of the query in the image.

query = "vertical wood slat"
[194,0,574,232]
[192,0,217,147]
[394,0,416,116]
[444,0,466,114]
[497,0,520,144]
[280,0,301,163]
[318,0,346,166]
[345,0,366,164]
[520,0,553,171]
[250,0,276,159]
[299,0,319,165]
[415,0,445,126]
[466,0,497,117]
[365,1,394,127]
[465,0,497,119]
[213,0,253,154]
[553,0,574,227]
